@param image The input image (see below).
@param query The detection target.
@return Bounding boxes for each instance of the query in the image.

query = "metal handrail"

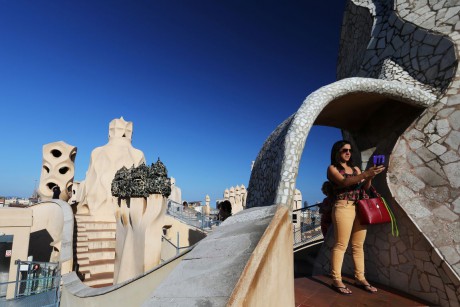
[0,259,61,306]
[161,235,190,252]
[293,203,320,212]
[14,260,58,266]
[292,204,323,248]
[0,276,60,294]
[166,200,219,230]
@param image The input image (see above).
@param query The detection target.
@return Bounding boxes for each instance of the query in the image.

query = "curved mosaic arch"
[246,77,436,208]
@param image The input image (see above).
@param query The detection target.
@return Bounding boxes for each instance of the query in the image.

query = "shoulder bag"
[356,186,399,236]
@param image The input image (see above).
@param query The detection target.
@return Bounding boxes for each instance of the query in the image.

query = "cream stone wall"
[30,202,63,262]
[0,201,74,299]
[162,215,207,247]
[37,141,77,201]
[31,200,75,274]
[0,208,32,299]
[160,214,207,262]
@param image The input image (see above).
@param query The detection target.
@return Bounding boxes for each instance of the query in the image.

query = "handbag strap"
[381,197,400,237]
[353,183,381,197]
[356,184,399,237]
[368,186,381,198]
[369,186,399,237]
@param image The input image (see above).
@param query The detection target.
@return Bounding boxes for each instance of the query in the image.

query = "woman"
[327,140,385,295]
[319,181,333,237]
[218,200,232,221]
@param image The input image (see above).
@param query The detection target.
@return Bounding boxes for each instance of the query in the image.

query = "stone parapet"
[145,205,294,306]
[62,205,294,306]
[61,252,187,306]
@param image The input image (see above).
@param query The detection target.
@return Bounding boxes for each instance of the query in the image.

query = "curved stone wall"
[246,115,295,207]
[349,0,460,288]
[247,0,460,304]
[341,0,458,96]
[337,1,374,79]
[390,0,460,281]
[246,77,435,208]
[331,1,460,305]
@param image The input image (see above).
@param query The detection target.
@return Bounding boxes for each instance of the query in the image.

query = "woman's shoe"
[354,281,377,293]
[331,284,352,295]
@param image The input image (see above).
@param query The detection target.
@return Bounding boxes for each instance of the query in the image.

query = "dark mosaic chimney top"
[111,158,171,198]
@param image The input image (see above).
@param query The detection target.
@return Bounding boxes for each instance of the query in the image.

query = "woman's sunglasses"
[341,148,351,153]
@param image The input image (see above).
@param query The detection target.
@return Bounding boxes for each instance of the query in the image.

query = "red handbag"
[356,186,397,228]
[356,186,398,236]
[356,196,391,225]
[356,185,399,237]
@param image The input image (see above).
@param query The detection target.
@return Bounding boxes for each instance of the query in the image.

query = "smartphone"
[373,155,385,166]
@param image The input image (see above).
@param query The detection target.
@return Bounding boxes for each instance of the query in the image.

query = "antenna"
[32,179,39,200]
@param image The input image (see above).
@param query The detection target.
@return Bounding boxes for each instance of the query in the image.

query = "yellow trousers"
[331,200,367,281]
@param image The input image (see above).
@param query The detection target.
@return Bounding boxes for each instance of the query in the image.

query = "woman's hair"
[330,140,354,170]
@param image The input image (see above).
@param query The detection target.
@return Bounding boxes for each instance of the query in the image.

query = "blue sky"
[0,0,344,206]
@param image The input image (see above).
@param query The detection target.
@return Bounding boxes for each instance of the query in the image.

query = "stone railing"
[61,205,294,306]
[60,251,188,306]
[146,205,294,306]
[227,205,294,307]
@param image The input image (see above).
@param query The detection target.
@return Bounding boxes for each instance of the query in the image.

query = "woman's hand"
[362,165,385,180]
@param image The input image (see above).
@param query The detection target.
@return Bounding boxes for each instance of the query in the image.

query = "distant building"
[29,197,39,204]
[4,197,31,206]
